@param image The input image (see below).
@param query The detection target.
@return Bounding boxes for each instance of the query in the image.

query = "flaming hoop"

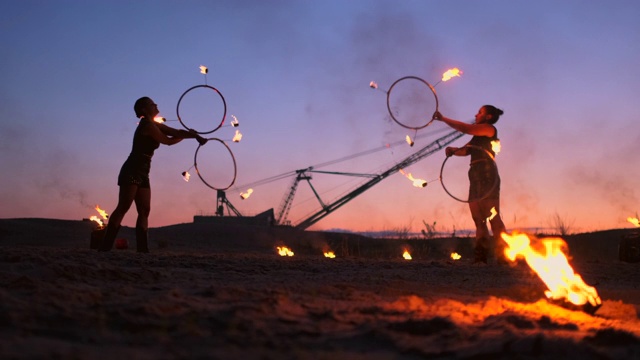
[193,138,237,190]
[439,144,499,203]
[176,84,227,135]
[386,76,439,130]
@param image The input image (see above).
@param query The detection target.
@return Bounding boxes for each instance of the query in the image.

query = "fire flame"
[324,251,336,258]
[182,171,191,182]
[627,216,640,227]
[405,135,414,147]
[402,250,412,260]
[441,68,462,82]
[90,216,104,228]
[240,188,253,200]
[491,140,501,155]
[501,232,601,307]
[450,252,461,260]
[487,207,497,222]
[232,130,242,143]
[369,81,378,89]
[231,115,239,127]
[95,205,109,219]
[399,169,427,188]
[153,116,166,123]
[277,246,294,257]
[199,65,208,74]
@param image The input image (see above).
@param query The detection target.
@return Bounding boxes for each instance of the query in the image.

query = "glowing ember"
[324,251,336,258]
[501,232,602,307]
[450,252,461,260]
[95,205,109,219]
[491,140,501,155]
[232,130,242,143]
[441,68,462,82]
[240,188,253,200]
[153,116,166,123]
[369,81,378,89]
[231,115,239,127]
[182,171,191,182]
[199,65,208,74]
[627,216,640,227]
[399,169,427,188]
[403,250,412,260]
[90,215,104,228]
[277,246,294,257]
[405,135,414,147]
[487,207,498,222]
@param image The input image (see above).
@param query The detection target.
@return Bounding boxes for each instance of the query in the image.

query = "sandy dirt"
[0,218,639,359]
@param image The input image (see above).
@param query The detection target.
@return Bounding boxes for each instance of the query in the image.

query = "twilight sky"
[2,0,640,234]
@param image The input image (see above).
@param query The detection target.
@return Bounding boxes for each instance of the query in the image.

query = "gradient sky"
[2,0,640,234]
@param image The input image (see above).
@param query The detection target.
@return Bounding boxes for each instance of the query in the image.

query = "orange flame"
[402,249,412,260]
[240,189,253,200]
[450,252,461,260]
[324,251,336,258]
[277,246,294,257]
[491,140,501,155]
[199,65,208,74]
[501,232,601,307]
[232,130,242,143]
[181,171,191,182]
[442,68,462,82]
[627,216,640,227]
[153,116,166,123]
[405,135,414,147]
[95,205,109,219]
[89,216,104,228]
[369,81,378,89]
[231,115,239,127]
[487,207,497,222]
[399,169,427,188]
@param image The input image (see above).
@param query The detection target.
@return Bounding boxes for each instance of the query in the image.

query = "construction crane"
[274,130,464,229]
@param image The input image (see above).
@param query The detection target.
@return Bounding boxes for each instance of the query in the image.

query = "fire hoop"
[194,138,237,190]
[386,76,439,130]
[439,145,499,203]
[177,84,227,135]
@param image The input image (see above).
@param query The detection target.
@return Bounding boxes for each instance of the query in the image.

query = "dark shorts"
[468,160,500,201]
[117,153,151,188]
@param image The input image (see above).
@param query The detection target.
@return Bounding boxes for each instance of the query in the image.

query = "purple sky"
[2,0,640,234]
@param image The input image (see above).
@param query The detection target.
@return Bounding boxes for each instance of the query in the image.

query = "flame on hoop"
[441,68,462,82]
[491,140,501,155]
[405,135,414,147]
[231,115,239,127]
[369,81,378,89]
[232,130,243,143]
[277,246,294,257]
[487,207,498,222]
[324,251,336,258]
[399,169,427,188]
[240,189,253,200]
[182,171,191,182]
[153,117,166,123]
[627,216,640,227]
[95,205,109,219]
[450,252,461,260]
[403,249,412,260]
[199,65,208,74]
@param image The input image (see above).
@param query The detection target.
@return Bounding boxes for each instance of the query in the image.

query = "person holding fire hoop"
[433,105,507,264]
[98,96,207,253]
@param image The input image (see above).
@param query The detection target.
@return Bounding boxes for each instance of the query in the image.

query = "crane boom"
[294,130,463,230]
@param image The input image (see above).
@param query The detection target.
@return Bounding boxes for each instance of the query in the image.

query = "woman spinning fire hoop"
[434,105,507,264]
[98,97,207,253]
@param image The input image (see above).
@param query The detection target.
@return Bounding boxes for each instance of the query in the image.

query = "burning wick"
[232,130,243,143]
[627,216,640,227]
[240,188,253,200]
[399,169,427,188]
[369,81,378,89]
[182,171,191,182]
[441,68,463,82]
[231,115,239,127]
[95,205,109,220]
[491,140,501,155]
[486,207,498,222]
[277,246,294,257]
[450,252,461,260]
[501,232,602,307]
[324,251,336,258]
[199,65,208,74]
[402,250,412,260]
[90,205,109,229]
[153,116,166,123]
[90,216,104,228]
[405,135,414,147]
